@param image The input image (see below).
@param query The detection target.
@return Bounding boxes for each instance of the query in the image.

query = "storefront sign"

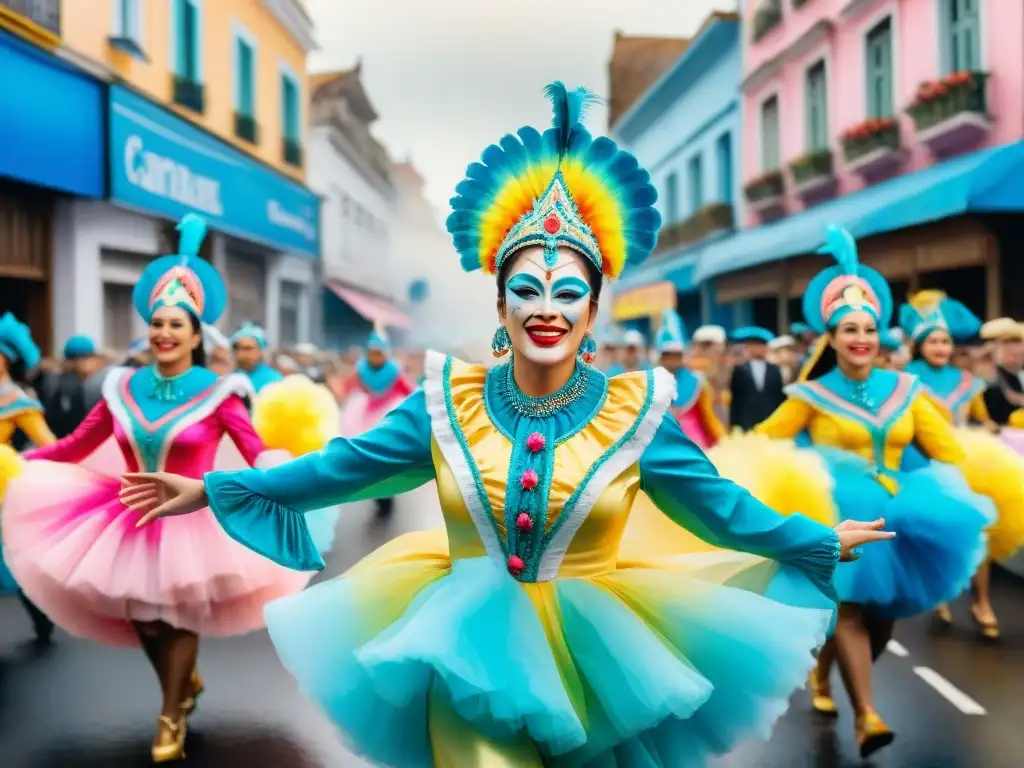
[0,31,102,197]
[109,85,320,257]
[612,281,676,321]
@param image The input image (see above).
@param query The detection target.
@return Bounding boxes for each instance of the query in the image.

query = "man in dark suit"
[728,327,786,431]
[981,319,1024,425]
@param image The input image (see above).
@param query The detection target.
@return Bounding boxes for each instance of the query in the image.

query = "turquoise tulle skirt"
[0,544,17,594]
[264,531,833,767]
[820,448,993,618]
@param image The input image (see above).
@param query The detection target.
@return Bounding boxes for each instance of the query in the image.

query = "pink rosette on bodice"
[1,368,314,647]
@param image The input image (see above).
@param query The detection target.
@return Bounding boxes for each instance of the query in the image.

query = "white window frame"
[857,3,900,120]
[113,0,144,44]
[802,49,832,152]
[279,60,302,142]
[231,20,259,114]
[757,86,782,173]
[169,0,204,82]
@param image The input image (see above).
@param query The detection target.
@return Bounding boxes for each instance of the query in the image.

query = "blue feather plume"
[544,81,602,154]
[816,224,859,275]
[176,213,207,258]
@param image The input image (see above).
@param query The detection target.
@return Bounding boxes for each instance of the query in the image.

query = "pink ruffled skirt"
[2,460,313,647]
[339,389,406,437]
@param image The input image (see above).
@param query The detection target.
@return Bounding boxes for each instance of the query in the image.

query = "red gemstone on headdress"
[543,214,560,234]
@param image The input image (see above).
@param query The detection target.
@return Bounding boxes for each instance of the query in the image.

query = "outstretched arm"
[14,409,56,448]
[911,394,965,464]
[640,412,841,600]
[24,401,113,462]
[752,397,813,439]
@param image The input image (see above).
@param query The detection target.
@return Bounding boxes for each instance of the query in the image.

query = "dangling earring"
[491,325,511,358]
[579,333,597,364]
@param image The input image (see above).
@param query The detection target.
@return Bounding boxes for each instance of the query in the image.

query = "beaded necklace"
[841,372,876,411]
[150,368,192,402]
[500,361,589,419]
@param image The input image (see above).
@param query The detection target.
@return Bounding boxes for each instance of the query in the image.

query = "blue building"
[608,12,742,339]
[0,14,104,353]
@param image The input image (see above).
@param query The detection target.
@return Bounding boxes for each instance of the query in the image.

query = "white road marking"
[886,640,909,657]
[913,666,987,715]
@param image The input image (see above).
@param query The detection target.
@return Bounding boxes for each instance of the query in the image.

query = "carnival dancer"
[740,226,992,757]
[0,313,56,644]
[900,292,1024,639]
[337,325,415,519]
[729,327,785,431]
[231,322,283,393]
[655,308,724,449]
[981,318,1024,425]
[121,82,892,768]
[0,215,336,763]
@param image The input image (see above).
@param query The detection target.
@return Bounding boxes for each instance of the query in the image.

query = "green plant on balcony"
[234,112,259,144]
[790,149,833,186]
[752,0,782,42]
[841,118,899,163]
[743,171,784,204]
[793,0,812,8]
[283,137,303,167]
[655,202,734,254]
[172,76,204,114]
[905,71,988,132]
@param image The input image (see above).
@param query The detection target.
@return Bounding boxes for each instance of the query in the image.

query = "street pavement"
[2,486,1023,767]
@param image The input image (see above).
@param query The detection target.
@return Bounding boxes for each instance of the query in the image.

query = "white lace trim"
[536,366,676,581]
[422,350,504,562]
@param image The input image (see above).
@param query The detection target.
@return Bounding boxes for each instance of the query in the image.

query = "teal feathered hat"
[132,214,227,325]
[367,323,390,352]
[655,309,687,353]
[898,290,981,343]
[446,81,661,280]
[63,335,96,359]
[803,225,892,333]
[0,313,40,370]
[231,322,269,349]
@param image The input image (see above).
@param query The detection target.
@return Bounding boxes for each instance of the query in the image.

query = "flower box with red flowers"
[840,118,900,163]
[743,171,784,204]
[906,71,989,133]
[789,149,833,186]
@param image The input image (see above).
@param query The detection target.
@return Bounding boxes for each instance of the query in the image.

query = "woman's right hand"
[119,472,208,526]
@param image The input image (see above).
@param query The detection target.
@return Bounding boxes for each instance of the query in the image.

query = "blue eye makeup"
[551,276,591,303]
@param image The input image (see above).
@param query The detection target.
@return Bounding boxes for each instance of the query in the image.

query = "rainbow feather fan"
[446,81,661,280]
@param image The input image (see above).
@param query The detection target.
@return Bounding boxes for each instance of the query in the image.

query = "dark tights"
[133,620,199,719]
[17,590,53,642]
[815,604,895,716]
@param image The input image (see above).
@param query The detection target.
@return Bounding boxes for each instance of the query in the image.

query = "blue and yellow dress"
[899,292,1024,563]
[204,353,840,766]
[754,364,991,617]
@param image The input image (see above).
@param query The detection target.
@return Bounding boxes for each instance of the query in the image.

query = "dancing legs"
[16,589,54,645]
[970,559,1000,639]
[133,620,202,763]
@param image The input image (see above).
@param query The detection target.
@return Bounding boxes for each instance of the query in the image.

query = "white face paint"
[502,246,593,366]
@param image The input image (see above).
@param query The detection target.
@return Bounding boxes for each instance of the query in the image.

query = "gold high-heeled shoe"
[181,669,205,715]
[933,604,952,626]
[855,712,894,759]
[151,714,186,763]
[808,668,837,715]
[971,604,1000,640]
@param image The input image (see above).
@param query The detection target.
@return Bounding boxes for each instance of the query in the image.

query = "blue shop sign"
[0,30,103,197]
[108,85,319,257]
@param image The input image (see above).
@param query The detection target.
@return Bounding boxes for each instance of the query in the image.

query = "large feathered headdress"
[446,81,661,280]
[803,225,892,332]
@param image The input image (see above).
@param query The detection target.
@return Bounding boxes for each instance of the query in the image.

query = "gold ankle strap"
[158,715,181,732]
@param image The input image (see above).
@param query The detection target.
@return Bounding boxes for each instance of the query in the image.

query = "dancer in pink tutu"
[337,325,415,519]
[0,214,320,763]
[654,309,725,449]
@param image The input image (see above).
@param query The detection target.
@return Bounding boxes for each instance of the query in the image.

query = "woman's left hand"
[835,518,895,562]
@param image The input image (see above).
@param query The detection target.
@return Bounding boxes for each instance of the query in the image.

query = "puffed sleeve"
[14,409,56,447]
[752,397,814,439]
[697,383,727,443]
[640,411,840,601]
[912,394,965,464]
[24,401,113,462]
[204,388,436,571]
[217,395,265,466]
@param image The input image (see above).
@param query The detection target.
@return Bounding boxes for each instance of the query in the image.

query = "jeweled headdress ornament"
[132,214,227,325]
[446,81,661,280]
[803,225,892,332]
[898,290,981,343]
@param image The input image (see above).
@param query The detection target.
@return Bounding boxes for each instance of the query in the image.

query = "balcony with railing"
[234,113,259,145]
[654,203,734,256]
[283,137,303,167]
[906,71,991,158]
[172,76,205,114]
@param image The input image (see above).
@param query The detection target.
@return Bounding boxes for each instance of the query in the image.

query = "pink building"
[741,0,1023,221]
[697,0,1024,326]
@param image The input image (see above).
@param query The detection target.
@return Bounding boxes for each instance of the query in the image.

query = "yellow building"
[61,0,315,180]
[0,1,323,352]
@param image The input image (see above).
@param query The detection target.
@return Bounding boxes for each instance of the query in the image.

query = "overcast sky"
[308,0,739,211]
